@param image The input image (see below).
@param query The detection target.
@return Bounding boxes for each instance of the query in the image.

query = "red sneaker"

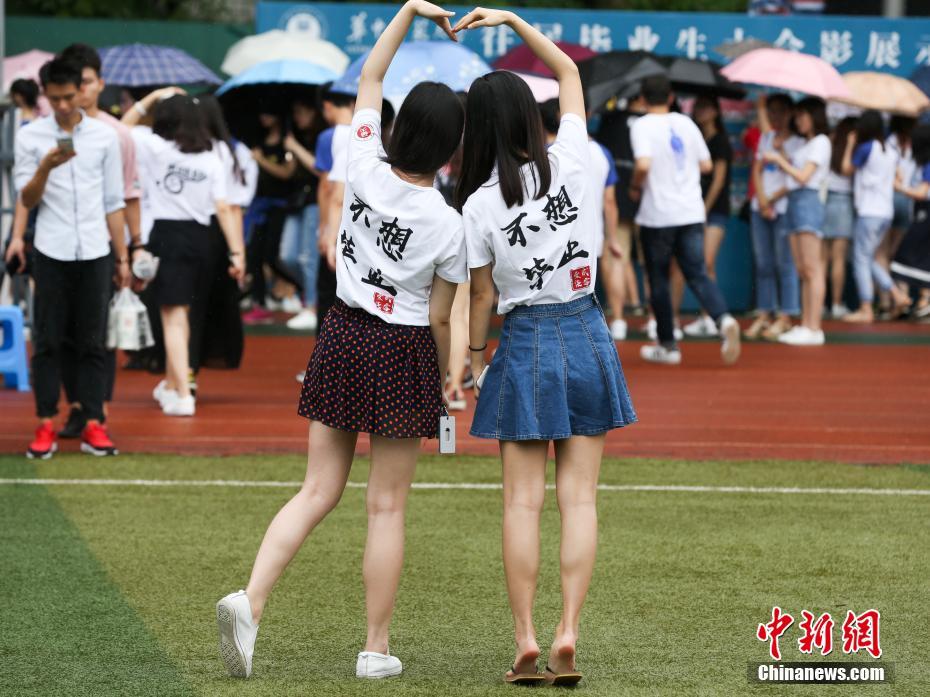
[241,307,274,325]
[80,422,119,456]
[27,422,58,460]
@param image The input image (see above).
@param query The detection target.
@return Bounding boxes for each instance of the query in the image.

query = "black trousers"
[32,251,112,421]
[316,255,337,331]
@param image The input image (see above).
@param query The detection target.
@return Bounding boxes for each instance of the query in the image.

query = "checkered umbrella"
[99,44,221,87]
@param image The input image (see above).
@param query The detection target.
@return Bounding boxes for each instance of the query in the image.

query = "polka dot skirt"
[298,300,443,439]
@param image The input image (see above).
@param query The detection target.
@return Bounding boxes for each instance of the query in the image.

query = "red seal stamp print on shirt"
[570,265,591,290]
[374,292,395,314]
[356,124,373,140]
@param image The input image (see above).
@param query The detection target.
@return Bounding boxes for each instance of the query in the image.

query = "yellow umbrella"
[836,71,930,117]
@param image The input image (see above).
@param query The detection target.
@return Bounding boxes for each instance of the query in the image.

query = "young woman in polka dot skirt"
[216,1,467,680]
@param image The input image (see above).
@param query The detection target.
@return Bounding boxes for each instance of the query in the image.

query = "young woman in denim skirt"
[763,97,831,346]
[823,117,856,319]
[453,8,636,687]
[216,0,467,681]
[841,110,911,323]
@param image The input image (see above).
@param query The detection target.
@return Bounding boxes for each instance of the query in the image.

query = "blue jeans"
[280,204,320,305]
[640,223,729,348]
[852,215,893,304]
[750,211,800,315]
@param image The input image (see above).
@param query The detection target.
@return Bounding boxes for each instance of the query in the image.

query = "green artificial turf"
[2,453,929,696]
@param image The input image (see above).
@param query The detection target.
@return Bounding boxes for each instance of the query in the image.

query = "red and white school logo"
[374,292,394,314]
[356,124,373,140]
[570,265,591,291]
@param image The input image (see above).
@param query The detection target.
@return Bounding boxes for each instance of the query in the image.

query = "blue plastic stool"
[0,305,30,392]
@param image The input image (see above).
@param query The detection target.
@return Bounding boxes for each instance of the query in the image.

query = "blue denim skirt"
[787,188,825,237]
[823,191,854,239]
[470,294,637,441]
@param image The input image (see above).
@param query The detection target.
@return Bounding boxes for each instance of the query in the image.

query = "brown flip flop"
[505,664,547,686]
[544,664,583,687]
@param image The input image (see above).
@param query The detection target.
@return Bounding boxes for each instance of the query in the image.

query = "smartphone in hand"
[56,137,74,154]
[475,365,490,390]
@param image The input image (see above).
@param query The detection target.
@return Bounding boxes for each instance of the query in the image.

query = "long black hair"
[199,94,244,185]
[830,117,857,175]
[455,71,551,212]
[153,95,212,154]
[794,97,829,138]
[693,95,725,139]
[911,124,930,167]
[889,115,915,150]
[382,81,463,176]
[855,110,885,151]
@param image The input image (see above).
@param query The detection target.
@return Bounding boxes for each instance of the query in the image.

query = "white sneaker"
[264,295,283,311]
[286,309,318,331]
[645,318,683,342]
[153,380,179,408]
[778,326,825,346]
[295,371,307,385]
[216,590,259,678]
[640,344,682,365]
[684,315,719,338]
[610,319,628,341]
[356,651,403,679]
[832,304,849,319]
[719,315,741,365]
[163,394,196,416]
[281,295,303,314]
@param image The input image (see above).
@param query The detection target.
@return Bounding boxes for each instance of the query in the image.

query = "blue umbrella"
[331,41,491,105]
[216,59,339,96]
[100,44,221,87]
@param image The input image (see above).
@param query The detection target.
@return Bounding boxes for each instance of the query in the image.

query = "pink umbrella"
[720,48,851,100]
[511,71,559,103]
[4,49,54,93]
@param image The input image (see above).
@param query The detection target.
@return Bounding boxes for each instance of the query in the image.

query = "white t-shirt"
[787,134,831,192]
[463,114,594,315]
[132,130,226,226]
[327,123,351,184]
[334,108,467,326]
[631,112,710,228]
[753,131,805,214]
[587,140,610,257]
[130,125,155,241]
[215,140,258,208]
[826,170,852,194]
[888,133,916,192]
[852,140,895,219]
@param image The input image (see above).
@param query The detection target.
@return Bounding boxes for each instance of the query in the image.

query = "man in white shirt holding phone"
[9,57,130,459]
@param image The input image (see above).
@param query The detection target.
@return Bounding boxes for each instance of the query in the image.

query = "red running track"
[1,329,929,464]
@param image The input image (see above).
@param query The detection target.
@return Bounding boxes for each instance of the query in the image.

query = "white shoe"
[153,380,179,408]
[264,295,283,311]
[163,394,196,416]
[832,304,849,319]
[286,309,318,331]
[684,315,719,337]
[719,315,741,365]
[640,344,682,365]
[610,319,628,341]
[281,295,303,314]
[778,326,825,346]
[356,651,403,679]
[216,590,259,678]
[645,318,683,342]
[295,371,307,385]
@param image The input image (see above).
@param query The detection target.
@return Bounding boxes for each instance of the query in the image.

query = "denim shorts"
[706,212,729,229]
[787,188,825,237]
[470,294,637,441]
[892,191,913,230]
[823,191,854,240]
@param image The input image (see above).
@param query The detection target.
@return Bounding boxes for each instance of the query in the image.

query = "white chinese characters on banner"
[347,12,367,43]
[866,32,901,69]
[481,25,514,59]
[917,42,930,66]
[627,25,658,52]
[676,27,706,59]
[774,28,805,52]
[580,23,613,52]
[533,23,564,42]
[820,30,853,66]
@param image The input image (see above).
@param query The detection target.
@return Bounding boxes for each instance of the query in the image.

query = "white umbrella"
[221,30,350,77]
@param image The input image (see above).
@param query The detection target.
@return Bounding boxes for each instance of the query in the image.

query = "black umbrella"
[577,50,667,111]
[662,57,747,100]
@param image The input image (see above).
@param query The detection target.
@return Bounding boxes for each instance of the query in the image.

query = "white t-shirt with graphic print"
[132,129,226,226]
[463,113,594,316]
[631,112,710,228]
[334,108,467,326]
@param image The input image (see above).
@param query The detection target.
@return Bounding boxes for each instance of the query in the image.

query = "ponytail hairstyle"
[455,71,551,212]
[830,117,857,175]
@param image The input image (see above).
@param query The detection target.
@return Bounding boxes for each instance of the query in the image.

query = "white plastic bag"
[106,288,155,351]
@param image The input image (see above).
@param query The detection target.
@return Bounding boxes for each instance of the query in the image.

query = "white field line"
[0,478,929,497]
